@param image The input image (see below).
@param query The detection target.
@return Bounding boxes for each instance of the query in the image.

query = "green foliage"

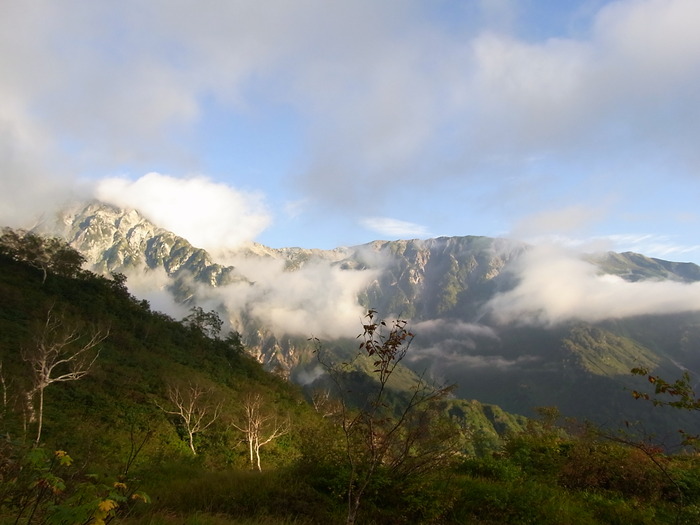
[139,466,338,524]
[558,440,666,499]
[0,231,308,467]
[0,443,149,525]
[182,307,224,339]
[449,477,600,525]
[0,227,86,283]
[631,367,700,447]
[458,455,523,482]
[312,309,461,524]
[563,325,659,376]
[632,367,700,411]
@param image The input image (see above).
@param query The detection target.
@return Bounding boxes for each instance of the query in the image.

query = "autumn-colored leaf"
[97,499,118,513]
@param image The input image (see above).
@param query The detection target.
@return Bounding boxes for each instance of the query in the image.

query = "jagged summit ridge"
[47,202,238,288]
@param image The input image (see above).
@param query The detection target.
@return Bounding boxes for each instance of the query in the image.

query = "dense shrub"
[448,477,598,525]
[558,441,666,500]
[457,455,523,482]
[140,466,339,523]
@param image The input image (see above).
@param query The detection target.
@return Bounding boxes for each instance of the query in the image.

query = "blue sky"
[2,0,700,262]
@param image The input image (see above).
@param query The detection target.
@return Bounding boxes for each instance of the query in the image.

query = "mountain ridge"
[33,201,700,438]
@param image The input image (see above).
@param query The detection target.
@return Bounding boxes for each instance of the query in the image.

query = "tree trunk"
[347,494,361,525]
[35,386,45,444]
[188,430,197,455]
[255,441,262,471]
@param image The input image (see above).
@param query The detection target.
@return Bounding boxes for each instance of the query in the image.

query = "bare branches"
[232,392,290,471]
[157,382,222,455]
[314,310,457,525]
[22,306,108,443]
[311,388,341,418]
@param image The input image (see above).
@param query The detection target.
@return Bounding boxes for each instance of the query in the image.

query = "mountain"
[0,234,525,458]
[37,202,700,440]
[8,241,694,524]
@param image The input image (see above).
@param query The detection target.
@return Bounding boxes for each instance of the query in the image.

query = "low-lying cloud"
[116,249,378,341]
[486,244,700,326]
[120,266,191,321]
[208,256,378,340]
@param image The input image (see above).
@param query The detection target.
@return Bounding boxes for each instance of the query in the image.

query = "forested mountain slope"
[0,230,523,459]
[34,202,700,439]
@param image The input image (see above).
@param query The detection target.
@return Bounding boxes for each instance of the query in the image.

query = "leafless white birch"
[22,306,108,443]
[158,382,222,455]
[232,392,290,471]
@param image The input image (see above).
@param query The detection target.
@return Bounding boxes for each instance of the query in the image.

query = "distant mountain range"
[38,201,700,441]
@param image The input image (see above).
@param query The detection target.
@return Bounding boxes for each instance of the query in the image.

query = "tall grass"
[130,463,341,524]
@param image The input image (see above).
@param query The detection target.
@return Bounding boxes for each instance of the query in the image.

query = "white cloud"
[602,233,700,259]
[117,248,378,341]
[2,0,700,246]
[360,217,431,238]
[95,172,271,252]
[486,244,700,326]
[412,319,498,340]
[217,256,379,339]
[121,266,190,320]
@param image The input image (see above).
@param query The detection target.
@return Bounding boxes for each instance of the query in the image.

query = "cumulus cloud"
[2,0,700,247]
[359,217,432,239]
[301,0,700,206]
[95,172,271,252]
[486,244,700,326]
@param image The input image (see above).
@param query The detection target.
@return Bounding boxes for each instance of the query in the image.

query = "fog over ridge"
[484,244,700,327]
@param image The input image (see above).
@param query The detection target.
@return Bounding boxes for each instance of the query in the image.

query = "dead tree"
[22,306,108,443]
[232,392,290,471]
[158,382,222,455]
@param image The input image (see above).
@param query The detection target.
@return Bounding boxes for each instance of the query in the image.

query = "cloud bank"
[2,1,699,210]
[486,244,700,326]
[206,256,378,340]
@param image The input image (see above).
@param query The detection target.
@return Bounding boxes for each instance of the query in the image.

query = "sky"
[2,0,700,263]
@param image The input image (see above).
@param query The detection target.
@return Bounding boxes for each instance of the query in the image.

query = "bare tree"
[232,392,290,471]
[22,306,108,443]
[158,382,222,455]
[314,310,457,525]
[311,387,341,418]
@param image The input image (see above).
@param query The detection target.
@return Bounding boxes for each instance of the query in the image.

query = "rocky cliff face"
[52,202,241,289]
[348,236,525,320]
